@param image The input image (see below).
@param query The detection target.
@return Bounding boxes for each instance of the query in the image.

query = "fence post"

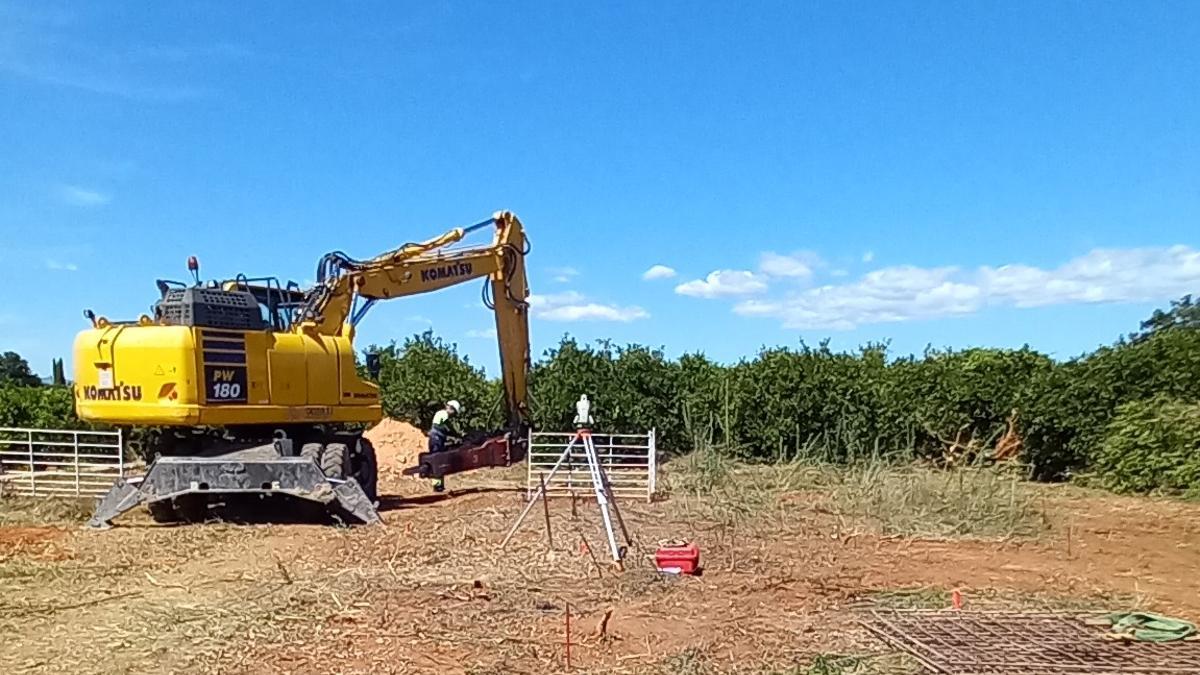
[526,427,534,502]
[27,429,36,496]
[564,434,574,496]
[648,428,657,501]
[73,431,81,496]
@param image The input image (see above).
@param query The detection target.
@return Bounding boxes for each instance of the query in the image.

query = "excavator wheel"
[146,495,208,524]
[300,442,323,463]
[174,495,209,523]
[351,437,379,503]
[320,442,350,479]
[147,500,180,523]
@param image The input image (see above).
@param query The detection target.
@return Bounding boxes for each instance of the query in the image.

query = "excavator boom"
[301,210,531,429]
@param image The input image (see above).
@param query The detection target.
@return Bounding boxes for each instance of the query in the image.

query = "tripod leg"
[501,438,577,549]
[584,435,622,562]
[539,474,553,547]
[598,461,633,548]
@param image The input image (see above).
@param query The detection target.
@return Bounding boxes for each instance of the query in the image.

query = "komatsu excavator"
[77,211,531,527]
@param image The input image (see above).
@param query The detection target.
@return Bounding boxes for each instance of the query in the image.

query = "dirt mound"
[364,418,427,475]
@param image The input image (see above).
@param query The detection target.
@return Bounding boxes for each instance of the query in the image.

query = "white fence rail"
[0,427,124,498]
[526,429,657,503]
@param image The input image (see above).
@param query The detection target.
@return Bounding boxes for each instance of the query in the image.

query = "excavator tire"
[352,436,379,503]
[175,495,209,523]
[300,442,323,463]
[320,442,350,480]
[146,496,207,524]
[147,500,179,523]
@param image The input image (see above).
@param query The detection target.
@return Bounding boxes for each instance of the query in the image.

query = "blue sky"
[2,1,1198,377]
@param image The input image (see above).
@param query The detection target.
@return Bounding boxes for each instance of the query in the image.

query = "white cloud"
[57,185,110,206]
[45,259,78,272]
[406,315,433,326]
[466,327,498,339]
[675,270,768,298]
[642,264,677,281]
[862,251,875,263]
[759,251,819,279]
[541,304,649,321]
[732,245,1200,330]
[735,266,978,329]
[528,291,648,322]
[530,290,585,306]
[0,7,214,103]
[979,246,1200,307]
[5,61,208,102]
[548,266,579,283]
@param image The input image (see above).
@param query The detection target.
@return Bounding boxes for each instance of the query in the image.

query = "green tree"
[1094,397,1200,495]
[892,346,1054,459]
[0,385,79,428]
[1022,327,1200,479]
[0,351,41,387]
[529,337,685,447]
[1134,294,1200,341]
[349,292,1200,494]
[371,331,499,432]
[726,341,902,462]
[52,358,66,386]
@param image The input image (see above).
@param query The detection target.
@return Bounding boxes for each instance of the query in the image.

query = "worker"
[428,400,461,492]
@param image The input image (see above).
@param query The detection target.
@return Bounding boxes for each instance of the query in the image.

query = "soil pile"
[364,418,427,475]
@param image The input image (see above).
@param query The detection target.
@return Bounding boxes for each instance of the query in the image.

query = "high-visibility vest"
[432,409,451,432]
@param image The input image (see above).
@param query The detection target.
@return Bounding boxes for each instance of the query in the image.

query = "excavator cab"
[223,277,309,331]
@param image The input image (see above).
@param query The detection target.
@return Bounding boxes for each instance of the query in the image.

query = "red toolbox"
[655,542,700,575]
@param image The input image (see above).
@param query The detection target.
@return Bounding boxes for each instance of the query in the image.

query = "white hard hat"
[447,400,462,413]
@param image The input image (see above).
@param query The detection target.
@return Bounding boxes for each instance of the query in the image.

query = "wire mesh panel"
[863,610,1200,674]
[0,427,124,498]
[526,430,657,502]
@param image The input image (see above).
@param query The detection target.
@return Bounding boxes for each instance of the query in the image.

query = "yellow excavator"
[78,211,531,527]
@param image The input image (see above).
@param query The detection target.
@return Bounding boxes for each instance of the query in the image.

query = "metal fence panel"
[0,427,124,498]
[526,429,657,502]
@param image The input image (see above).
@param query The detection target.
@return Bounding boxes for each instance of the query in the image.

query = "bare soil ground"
[2,456,1198,674]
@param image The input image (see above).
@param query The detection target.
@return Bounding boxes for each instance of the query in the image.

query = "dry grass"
[830,462,1046,539]
[0,495,95,525]
[652,648,922,675]
[787,652,924,675]
[667,450,1046,541]
[656,646,716,674]
[865,586,1152,613]
[0,480,709,673]
[2,456,1194,673]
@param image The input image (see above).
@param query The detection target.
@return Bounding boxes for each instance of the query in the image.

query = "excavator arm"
[300,211,533,476]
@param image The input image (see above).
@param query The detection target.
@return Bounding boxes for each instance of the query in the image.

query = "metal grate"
[862,610,1200,674]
